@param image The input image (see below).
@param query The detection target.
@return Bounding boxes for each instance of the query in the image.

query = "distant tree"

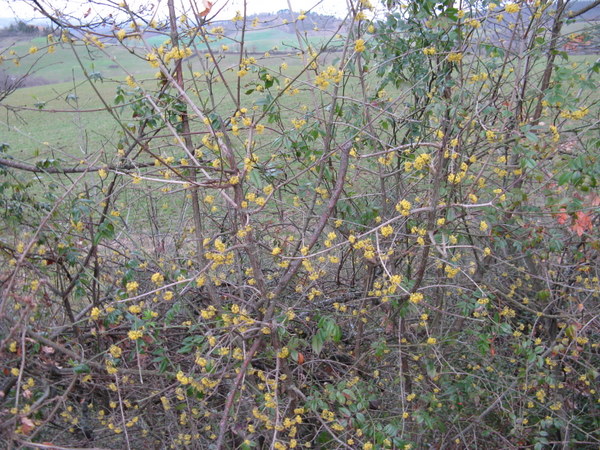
[5,20,51,35]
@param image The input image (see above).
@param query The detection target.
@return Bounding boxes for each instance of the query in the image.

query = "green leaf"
[312,329,325,355]
[94,221,115,245]
[521,157,536,170]
[557,172,571,186]
[73,363,90,374]
[89,72,103,81]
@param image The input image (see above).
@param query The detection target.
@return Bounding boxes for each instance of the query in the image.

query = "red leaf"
[199,0,213,17]
[42,346,55,355]
[556,208,569,225]
[21,416,35,435]
[588,193,600,207]
[571,211,593,237]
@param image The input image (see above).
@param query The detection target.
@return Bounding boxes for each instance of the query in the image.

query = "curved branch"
[568,0,600,18]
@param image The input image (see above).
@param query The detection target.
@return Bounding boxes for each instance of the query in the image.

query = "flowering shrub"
[0,0,598,448]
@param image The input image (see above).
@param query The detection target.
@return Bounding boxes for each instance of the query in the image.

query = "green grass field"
[141,27,338,52]
[0,25,349,164]
[0,31,326,231]
[1,36,151,84]
[2,25,597,174]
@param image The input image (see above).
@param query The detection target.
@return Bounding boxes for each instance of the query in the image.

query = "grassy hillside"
[143,27,337,53]
[1,36,153,84]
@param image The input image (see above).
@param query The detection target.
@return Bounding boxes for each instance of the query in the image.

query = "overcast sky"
[5,0,359,20]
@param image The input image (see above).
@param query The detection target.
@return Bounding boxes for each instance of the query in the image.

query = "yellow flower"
[116,29,127,41]
[163,291,174,301]
[396,199,412,216]
[380,225,393,237]
[125,75,136,88]
[447,52,463,63]
[109,345,122,358]
[90,307,101,320]
[500,306,516,318]
[126,281,139,293]
[479,221,489,232]
[128,330,143,340]
[561,108,589,120]
[28,46,38,54]
[146,52,159,67]
[355,39,366,52]
[176,370,190,385]
[505,3,520,14]
[151,272,164,285]
[321,409,334,421]
[201,305,217,319]
[105,360,118,375]
[422,46,436,55]
[98,169,108,179]
[272,247,282,256]
[291,118,306,129]
[427,337,437,345]
[409,292,424,304]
